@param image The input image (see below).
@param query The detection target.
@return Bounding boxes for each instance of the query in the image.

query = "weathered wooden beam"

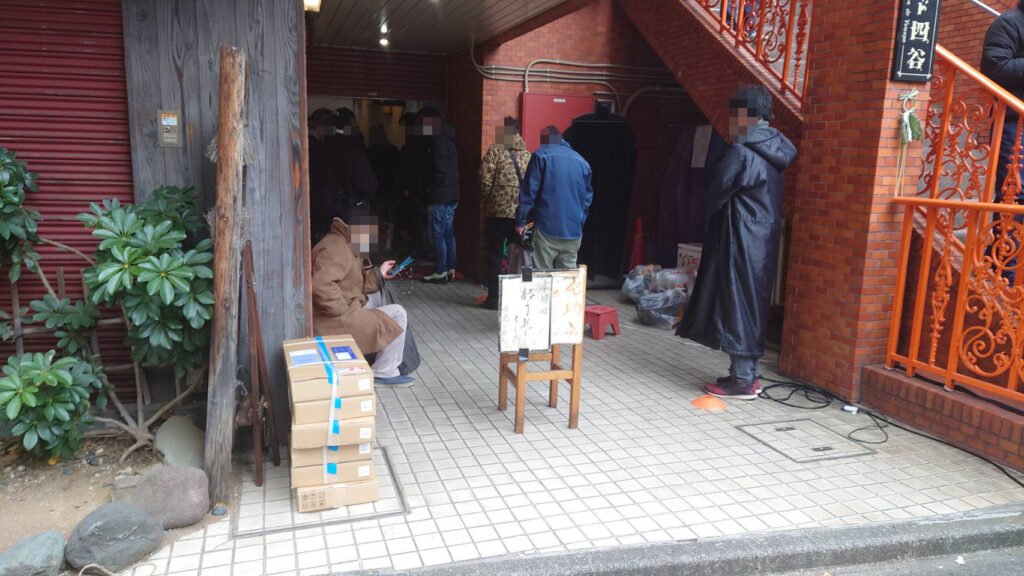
[204,45,247,508]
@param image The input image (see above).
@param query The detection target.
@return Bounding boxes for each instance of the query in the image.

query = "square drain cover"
[737,419,874,463]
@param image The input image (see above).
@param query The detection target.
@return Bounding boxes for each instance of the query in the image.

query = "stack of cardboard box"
[284,336,380,513]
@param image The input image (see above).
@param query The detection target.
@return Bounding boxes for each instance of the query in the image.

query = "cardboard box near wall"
[290,443,372,468]
[291,459,376,489]
[291,416,375,449]
[295,479,380,513]
[289,366,374,403]
[284,335,367,383]
[292,394,376,426]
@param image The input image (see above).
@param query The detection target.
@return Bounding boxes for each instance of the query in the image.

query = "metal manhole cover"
[737,419,874,463]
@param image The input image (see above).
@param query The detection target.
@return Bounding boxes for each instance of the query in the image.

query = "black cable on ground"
[757,376,1024,490]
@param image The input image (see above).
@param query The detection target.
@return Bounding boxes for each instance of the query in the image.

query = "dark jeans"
[729,355,761,385]
[429,202,458,273]
[485,217,517,303]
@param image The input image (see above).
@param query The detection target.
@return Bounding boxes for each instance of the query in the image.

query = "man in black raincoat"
[676,85,797,400]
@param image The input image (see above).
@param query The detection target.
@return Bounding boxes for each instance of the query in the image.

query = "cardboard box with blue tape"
[285,335,380,511]
[285,336,374,401]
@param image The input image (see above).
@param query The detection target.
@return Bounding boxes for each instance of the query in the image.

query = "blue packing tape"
[335,398,342,410]
[332,420,340,435]
[314,336,334,385]
[326,463,337,475]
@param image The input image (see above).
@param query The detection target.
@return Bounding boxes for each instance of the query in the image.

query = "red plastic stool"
[585,305,620,340]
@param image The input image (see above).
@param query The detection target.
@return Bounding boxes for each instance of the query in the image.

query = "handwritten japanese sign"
[892,0,943,83]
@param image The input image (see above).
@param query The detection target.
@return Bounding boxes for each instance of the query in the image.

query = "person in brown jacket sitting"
[312,217,415,387]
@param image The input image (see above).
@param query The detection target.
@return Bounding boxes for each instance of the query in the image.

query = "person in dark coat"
[676,85,797,400]
[309,108,339,245]
[329,108,377,220]
[368,125,401,237]
[983,2,1024,205]
[396,112,430,255]
[982,3,1024,284]
[418,106,461,284]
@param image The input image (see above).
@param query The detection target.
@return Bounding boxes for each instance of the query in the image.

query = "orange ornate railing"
[695,0,811,106]
[887,45,1024,407]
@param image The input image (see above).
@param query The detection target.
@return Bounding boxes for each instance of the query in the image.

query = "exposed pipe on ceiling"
[467,41,678,112]
[523,58,673,92]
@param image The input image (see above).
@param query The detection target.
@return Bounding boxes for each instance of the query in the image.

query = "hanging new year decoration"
[896,89,924,198]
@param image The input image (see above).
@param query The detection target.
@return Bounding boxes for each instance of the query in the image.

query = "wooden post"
[204,46,247,507]
[569,343,583,429]
[549,344,560,408]
[514,355,527,434]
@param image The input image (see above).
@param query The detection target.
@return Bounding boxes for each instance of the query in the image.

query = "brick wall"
[939,0,1009,67]
[862,366,1024,470]
[476,0,668,158]
[777,0,926,401]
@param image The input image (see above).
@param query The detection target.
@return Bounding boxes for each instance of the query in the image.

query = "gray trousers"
[365,292,407,378]
[532,229,582,270]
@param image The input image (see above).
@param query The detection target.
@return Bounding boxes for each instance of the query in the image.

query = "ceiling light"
[303,0,321,12]
[380,23,389,34]
[379,38,390,47]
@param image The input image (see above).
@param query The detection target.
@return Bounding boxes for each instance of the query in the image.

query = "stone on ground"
[153,415,204,469]
[129,465,209,529]
[64,502,163,572]
[0,530,63,576]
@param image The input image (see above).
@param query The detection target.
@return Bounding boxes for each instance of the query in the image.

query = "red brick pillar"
[779,0,928,400]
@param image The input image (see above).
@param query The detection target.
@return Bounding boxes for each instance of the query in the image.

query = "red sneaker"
[704,379,759,400]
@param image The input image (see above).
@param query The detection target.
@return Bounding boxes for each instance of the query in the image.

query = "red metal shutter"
[0,0,136,398]
[308,45,447,102]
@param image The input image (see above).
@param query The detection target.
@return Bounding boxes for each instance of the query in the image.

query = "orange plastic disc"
[691,395,727,411]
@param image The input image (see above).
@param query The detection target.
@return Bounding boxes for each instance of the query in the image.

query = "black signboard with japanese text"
[892,0,943,83]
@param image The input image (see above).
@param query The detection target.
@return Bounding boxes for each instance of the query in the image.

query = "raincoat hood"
[743,126,797,172]
[509,134,527,151]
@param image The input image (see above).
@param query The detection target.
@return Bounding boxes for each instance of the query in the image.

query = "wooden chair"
[498,343,582,434]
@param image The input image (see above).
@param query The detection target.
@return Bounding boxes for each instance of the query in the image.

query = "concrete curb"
[344,503,1024,576]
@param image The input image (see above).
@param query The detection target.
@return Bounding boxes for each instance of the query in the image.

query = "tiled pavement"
[131,282,1024,576]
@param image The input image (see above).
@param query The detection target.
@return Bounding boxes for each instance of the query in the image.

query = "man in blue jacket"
[516,126,594,270]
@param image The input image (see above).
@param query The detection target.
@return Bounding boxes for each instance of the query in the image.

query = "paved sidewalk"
[131,282,1024,576]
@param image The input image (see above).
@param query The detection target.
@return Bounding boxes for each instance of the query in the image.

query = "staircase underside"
[617,0,804,141]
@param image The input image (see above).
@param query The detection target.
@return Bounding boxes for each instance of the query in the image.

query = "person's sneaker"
[422,271,449,284]
[704,379,759,400]
[375,375,415,387]
[716,375,762,394]
[447,269,457,283]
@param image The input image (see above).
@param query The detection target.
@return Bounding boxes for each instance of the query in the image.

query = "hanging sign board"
[891,0,943,83]
[498,267,587,353]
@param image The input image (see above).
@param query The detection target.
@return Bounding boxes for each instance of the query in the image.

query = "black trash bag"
[637,288,688,329]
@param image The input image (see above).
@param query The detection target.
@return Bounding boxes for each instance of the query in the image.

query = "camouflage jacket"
[479,135,531,219]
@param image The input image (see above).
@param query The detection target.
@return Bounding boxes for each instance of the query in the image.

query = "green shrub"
[0,351,105,458]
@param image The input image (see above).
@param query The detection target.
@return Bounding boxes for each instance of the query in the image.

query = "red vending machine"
[520,93,595,151]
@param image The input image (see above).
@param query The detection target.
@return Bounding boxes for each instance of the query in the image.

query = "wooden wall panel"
[122,0,310,434]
